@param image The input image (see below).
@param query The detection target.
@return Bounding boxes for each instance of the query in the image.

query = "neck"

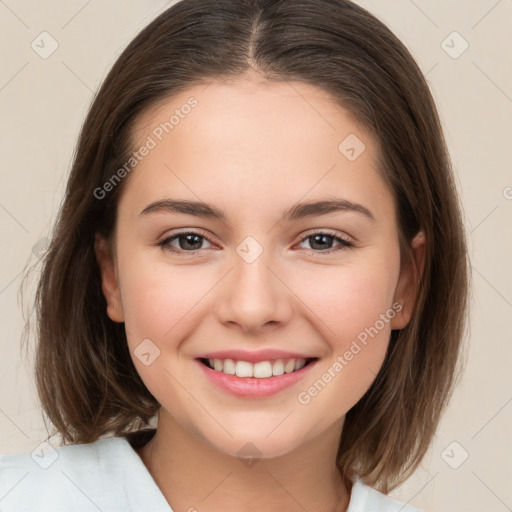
[136,410,351,512]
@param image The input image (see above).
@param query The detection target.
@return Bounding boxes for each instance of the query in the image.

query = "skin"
[95,75,425,512]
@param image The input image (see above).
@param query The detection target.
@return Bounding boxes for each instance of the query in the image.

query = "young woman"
[1,1,469,511]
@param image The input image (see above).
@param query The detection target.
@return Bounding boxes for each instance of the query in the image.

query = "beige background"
[1,1,511,511]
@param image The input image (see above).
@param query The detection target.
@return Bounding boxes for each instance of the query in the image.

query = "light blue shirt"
[0,436,421,511]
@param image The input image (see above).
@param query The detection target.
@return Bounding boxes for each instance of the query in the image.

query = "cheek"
[297,255,399,342]
[119,257,208,344]
[292,268,400,421]
[117,256,213,399]
[292,252,400,392]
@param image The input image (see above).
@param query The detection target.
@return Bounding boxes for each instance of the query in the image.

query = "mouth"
[197,357,319,379]
[195,355,319,398]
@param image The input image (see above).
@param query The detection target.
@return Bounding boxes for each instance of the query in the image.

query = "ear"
[94,233,125,323]
[391,230,426,330]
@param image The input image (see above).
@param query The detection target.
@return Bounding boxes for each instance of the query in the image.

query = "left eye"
[157,230,354,255]
[298,232,353,252]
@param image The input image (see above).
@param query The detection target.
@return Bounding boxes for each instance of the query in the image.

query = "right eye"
[157,230,215,254]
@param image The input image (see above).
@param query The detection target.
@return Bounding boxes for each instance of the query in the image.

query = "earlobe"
[391,230,426,330]
[94,234,125,323]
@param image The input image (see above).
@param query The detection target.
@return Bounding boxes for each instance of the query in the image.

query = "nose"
[214,247,293,334]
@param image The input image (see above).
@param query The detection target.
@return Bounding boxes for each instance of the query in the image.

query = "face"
[96,77,424,459]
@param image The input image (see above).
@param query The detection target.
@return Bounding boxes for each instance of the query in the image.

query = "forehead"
[120,78,392,223]
[132,78,372,155]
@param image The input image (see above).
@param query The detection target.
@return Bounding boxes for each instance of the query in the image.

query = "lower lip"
[195,359,318,398]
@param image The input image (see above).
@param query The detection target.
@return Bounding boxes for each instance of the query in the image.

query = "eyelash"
[157,229,354,256]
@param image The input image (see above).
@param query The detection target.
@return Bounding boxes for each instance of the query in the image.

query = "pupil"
[310,234,332,250]
[180,234,202,250]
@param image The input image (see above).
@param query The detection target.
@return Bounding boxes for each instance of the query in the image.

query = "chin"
[195,421,308,462]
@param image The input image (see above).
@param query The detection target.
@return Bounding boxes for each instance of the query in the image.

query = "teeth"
[235,361,253,378]
[205,358,310,378]
[253,361,272,378]
[295,359,306,371]
[272,359,284,376]
[284,359,296,373]
[223,359,236,375]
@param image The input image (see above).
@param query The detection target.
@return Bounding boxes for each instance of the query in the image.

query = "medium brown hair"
[22,0,470,493]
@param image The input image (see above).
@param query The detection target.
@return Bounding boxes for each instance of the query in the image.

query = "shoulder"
[0,436,140,511]
[348,474,422,512]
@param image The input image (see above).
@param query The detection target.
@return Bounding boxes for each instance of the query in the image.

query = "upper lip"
[195,349,318,364]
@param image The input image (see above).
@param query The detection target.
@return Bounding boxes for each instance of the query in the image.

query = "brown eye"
[298,231,353,253]
[158,231,214,254]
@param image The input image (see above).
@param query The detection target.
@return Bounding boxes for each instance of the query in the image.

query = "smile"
[198,357,317,379]
[196,357,319,398]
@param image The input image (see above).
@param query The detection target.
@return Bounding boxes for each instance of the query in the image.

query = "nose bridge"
[215,235,292,331]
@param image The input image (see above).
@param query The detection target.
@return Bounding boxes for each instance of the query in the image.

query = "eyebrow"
[139,198,375,223]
